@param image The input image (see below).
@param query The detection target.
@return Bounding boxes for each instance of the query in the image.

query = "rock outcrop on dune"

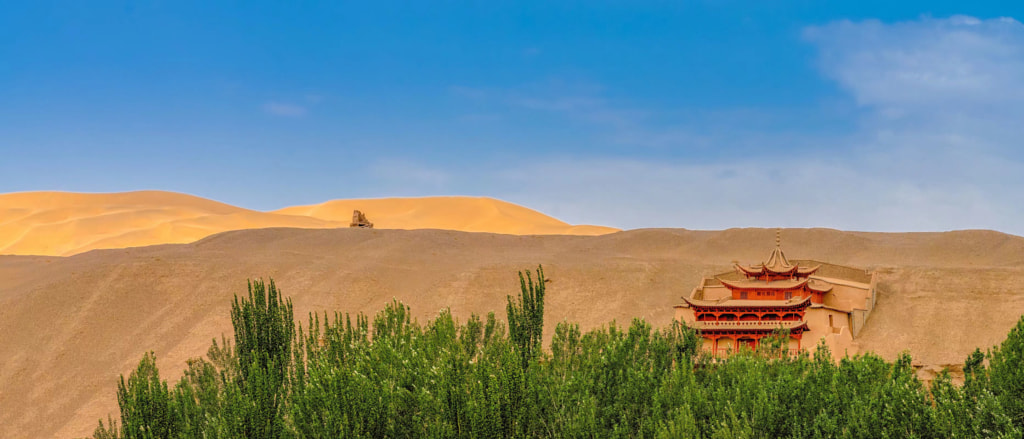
[2,227,1024,438]
[273,196,615,235]
[0,191,618,256]
[349,210,374,228]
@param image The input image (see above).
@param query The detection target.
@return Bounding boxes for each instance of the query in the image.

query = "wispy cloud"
[436,16,1024,235]
[366,159,452,194]
[804,15,1024,190]
[493,155,1020,232]
[450,81,650,136]
[805,15,1024,112]
[262,101,308,117]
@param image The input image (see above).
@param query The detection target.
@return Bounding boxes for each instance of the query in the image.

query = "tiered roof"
[718,277,833,293]
[735,246,820,277]
[684,296,811,312]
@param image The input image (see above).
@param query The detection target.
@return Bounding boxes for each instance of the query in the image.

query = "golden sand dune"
[0,191,617,256]
[2,227,1023,438]
[275,197,615,236]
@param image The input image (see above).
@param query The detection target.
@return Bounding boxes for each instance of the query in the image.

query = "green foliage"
[991,316,1024,430]
[228,278,295,439]
[96,271,1024,439]
[507,266,545,369]
[116,352,177,439]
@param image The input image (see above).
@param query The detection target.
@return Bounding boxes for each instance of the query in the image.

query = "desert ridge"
[3,227,1024,438]
[0,191,619,256]
[273,196,616,235]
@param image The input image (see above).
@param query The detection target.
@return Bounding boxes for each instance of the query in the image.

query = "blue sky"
[3,2,1024,233]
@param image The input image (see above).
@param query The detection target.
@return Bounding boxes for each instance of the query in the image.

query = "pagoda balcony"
[709,348,802,357]
[694,320,805,328]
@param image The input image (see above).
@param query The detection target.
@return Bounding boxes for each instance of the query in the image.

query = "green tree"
[507,265,545,369]
[93,273,1024,439]
[229,278,295,438]
[991,316,1024,429]
[115,352,178,439]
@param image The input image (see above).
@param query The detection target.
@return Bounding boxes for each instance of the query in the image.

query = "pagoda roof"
[690,320,810,332]
[718,277,833,293]
[684,296,811,310]
[736,246,820,277]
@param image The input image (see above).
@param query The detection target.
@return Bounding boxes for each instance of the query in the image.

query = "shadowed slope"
[1,227,1023,438]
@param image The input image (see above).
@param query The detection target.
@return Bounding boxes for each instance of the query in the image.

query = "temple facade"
[675,233,877,357]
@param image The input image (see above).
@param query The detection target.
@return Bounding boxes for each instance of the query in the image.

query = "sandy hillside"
[274,197,615,235]
[0,191,617,256]
[1,227,1024,438]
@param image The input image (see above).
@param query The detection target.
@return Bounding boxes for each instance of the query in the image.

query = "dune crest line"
[0,190,618,256]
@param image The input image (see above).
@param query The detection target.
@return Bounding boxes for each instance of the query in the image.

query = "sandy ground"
[1,194,1023,438]
[0,191,617,256]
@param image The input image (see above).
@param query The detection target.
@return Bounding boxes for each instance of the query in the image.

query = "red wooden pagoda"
[684,234,832,354]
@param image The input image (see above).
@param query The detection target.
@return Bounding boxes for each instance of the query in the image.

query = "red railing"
[709,348,801,357]
[698,321,799,327]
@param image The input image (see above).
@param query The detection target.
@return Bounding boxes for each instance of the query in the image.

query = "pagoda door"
[738,337,756,350]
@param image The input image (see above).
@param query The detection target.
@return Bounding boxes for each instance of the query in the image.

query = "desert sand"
[0,191,617,256]
[1,194,1024,438]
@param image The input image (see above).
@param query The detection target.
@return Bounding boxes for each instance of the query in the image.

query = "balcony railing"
[697,320,799,327]
[709,348,801,357]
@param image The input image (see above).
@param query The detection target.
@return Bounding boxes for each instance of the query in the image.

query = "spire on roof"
[733,228,822,278]
[764,246,793,271]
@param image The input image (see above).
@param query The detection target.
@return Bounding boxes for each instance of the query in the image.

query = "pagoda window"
[740,313,759,321]
[739,291,748,300]
[719,313,737,321]
[785,291,793,300]
[762,313,780,321]
[697,313,715,321]
[782,313,800,321]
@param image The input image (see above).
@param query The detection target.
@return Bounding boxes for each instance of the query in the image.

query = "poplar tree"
[229,278,295,438]
[507,265,545,370]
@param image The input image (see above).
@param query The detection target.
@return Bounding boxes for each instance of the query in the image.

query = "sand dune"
[0,191,617,256]
[274,196,617,236]
[2,227,1024,438]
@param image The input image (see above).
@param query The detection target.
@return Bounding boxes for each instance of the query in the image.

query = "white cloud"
[432,16,1024,235]
[262,102,308,117]
[493,155,1022,233]
[804,16,1024,112]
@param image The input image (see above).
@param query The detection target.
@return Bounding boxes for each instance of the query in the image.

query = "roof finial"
[775,228,781,248]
